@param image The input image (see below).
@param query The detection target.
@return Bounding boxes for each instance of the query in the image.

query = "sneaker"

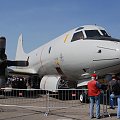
[96,116,101,119]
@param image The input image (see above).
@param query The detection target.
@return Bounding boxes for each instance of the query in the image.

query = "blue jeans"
[117,95,120,118]
[89,95,100,118]
[110,93,115,108]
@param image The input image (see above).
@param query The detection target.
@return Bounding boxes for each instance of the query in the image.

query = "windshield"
[100,30,110,37]
[85,30,110,38]
[85,30,101,37]
[71,29,120,42]
[84,30,120,42]
[71,31,84,42]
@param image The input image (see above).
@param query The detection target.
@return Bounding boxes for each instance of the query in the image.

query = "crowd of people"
[7,76,27,89]
[6,75,41,89]
[87,73,120,119]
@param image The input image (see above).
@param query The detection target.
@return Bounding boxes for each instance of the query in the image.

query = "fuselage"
[14,25,120,81]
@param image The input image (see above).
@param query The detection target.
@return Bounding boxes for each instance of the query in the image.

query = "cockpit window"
[71,31,84,42]
[71,28,120,42]
[85,30,101,38]
[85,29,120,42]
[100,30,110,37]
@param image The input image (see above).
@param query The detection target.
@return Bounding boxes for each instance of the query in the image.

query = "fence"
[0,88,117,117]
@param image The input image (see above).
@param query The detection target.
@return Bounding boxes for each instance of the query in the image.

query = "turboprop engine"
[0,36,28,87]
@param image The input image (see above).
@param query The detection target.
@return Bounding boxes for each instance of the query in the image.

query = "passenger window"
[71,31,84,42]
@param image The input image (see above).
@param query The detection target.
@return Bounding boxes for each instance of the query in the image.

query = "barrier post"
[102,90,110,117]
[44,90,50,116]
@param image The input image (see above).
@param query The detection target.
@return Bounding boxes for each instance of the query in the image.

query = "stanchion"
[102,90,111,117]
[44,91,50,116]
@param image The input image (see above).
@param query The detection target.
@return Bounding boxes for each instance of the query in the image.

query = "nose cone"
[92,41,120,75]
[115,42,120,59]
[101,42,120,60]
[109,44,120,74]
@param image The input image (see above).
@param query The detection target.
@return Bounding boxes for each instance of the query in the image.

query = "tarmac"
[0,90,118,120]
[0,101,118,120]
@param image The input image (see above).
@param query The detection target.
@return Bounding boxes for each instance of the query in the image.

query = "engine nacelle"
[40,75,61,92]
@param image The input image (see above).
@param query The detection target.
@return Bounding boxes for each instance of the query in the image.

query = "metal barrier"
[102,90,111,117]
[0,88,88,115]
[0,88,117,117]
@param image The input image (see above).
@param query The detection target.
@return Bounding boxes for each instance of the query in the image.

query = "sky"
[0,0,120,59]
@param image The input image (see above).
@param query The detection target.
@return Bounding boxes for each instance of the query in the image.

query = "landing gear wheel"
[80,94,84,103]
[79,93,89,103]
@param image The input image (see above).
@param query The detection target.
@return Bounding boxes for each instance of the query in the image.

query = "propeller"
[0,36,29,88]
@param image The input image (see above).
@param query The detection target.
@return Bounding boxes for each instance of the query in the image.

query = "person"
[109,74,116,109]
[117,87,120,119]
[109,74,120,119]
[109,93,115,109]
[87,73,101,119]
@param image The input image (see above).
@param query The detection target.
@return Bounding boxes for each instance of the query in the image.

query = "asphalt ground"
[0,98,118,120]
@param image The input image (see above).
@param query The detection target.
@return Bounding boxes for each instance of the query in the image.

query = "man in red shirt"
[87,73,101,119]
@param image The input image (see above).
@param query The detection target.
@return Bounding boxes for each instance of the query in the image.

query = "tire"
[79,93,89,103]
[80,94,84,102]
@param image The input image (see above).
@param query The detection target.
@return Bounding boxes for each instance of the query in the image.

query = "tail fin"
[15,34,27,60]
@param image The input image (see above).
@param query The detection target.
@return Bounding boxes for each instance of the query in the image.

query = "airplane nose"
[115,42,120,60]
[94,42,120,65]
[113,42,120,71]
[117,42,120,51]
[93,41,120,76]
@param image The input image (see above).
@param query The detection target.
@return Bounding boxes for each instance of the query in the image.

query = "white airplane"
[11,25,120,91]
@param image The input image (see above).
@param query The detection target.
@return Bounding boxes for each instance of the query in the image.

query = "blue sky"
[0,0,120,59]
